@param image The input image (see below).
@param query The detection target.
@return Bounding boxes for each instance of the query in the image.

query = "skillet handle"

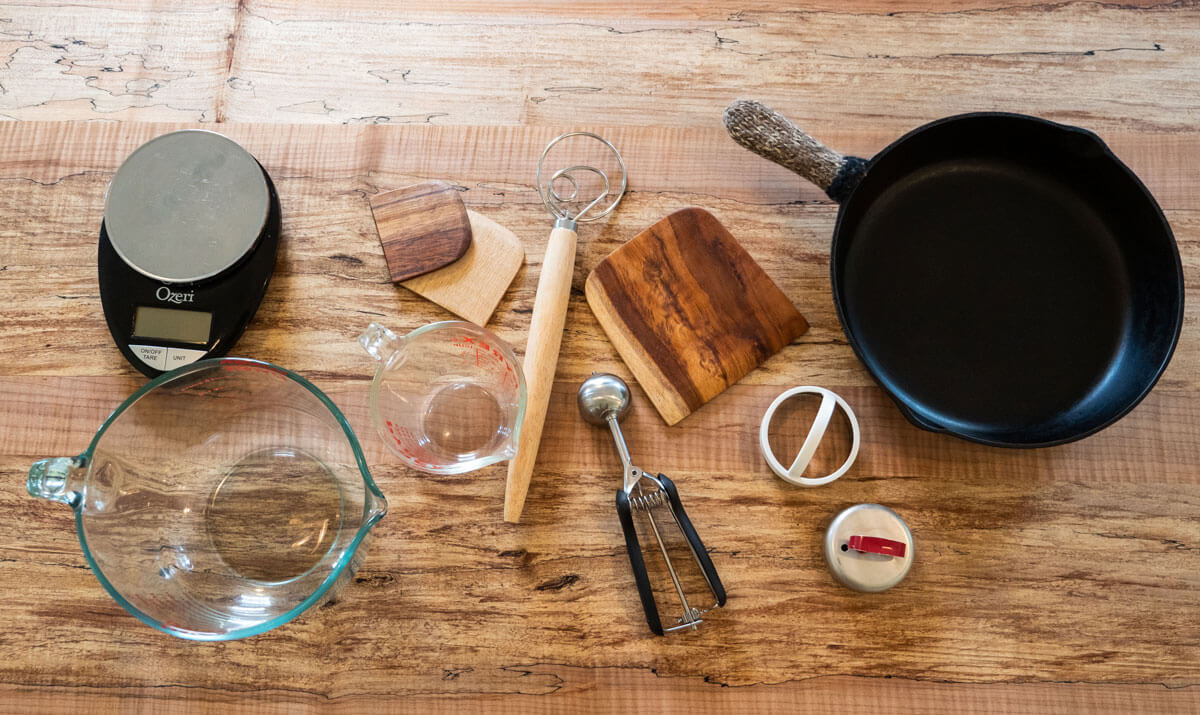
[723,99,868,203]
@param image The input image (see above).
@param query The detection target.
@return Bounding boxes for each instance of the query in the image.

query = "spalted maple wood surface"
[0,1,1198,712]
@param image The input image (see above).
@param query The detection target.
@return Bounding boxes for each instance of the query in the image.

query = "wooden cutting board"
[586,207,809,425]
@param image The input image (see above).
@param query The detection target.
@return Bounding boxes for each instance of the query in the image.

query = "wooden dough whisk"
[503,132,627,523]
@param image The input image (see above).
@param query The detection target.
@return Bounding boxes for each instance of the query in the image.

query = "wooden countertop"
[1,2,1198,712]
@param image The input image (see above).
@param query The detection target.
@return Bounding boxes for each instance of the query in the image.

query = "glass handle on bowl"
[27,456,86,508]
[366,491,389,524]
[358,322,401,364]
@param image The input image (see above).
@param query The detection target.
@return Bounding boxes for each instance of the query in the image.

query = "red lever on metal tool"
[847,535,906,557]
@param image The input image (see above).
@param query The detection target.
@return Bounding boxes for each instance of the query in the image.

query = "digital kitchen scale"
[98,130,281,378]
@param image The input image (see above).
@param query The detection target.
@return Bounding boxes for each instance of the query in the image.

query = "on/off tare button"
[165,347,208,369]
[128,344,168,371]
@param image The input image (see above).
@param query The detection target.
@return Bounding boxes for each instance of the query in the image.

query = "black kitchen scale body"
[98,130,281,378]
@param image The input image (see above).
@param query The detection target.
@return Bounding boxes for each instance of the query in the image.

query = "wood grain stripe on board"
[5,377,1200,486]
[0,2,1195,134]
[0,123,1197,211]
[1,676,1198,715]
[588,254,706,418]
[585,275,695,423]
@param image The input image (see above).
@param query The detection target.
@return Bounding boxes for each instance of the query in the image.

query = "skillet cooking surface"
[842,159,1130,429]
[832,115,1180,445]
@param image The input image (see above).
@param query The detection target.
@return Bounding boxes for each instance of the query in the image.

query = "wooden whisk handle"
[504,225,578,523]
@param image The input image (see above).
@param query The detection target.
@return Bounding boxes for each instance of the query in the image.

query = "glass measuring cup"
[26,358,387,641]
[359,321,526,474]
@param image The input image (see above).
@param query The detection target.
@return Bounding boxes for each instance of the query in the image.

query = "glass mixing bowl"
[27,358,387,641]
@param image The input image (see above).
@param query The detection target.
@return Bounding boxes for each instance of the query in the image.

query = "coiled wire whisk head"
[536,132,627,227]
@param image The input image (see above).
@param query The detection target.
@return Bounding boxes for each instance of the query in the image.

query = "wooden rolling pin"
[503,223,576,523]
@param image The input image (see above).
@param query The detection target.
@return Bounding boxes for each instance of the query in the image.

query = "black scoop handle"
[616,476,727,637]
[616,489,664,636]
[657,474,727,607]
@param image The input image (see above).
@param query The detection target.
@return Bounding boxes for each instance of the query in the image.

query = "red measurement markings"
[384,419,437,470]
[451,336,520,389]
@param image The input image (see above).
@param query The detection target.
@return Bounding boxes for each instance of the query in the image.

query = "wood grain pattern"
[587,208,809,425]
[370,181,472,281]
[1,676,1197,715]
[400,210,525,326]
[1,1,1196,135]
[0,123,1195,388]
[2,0,1200,710]
[4,375,1200,706]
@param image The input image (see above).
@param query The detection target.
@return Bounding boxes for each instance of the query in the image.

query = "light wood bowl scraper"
[370,181,524,326]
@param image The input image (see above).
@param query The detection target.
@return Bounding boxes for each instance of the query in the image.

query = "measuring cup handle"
[658,475,727,607]
[616,489,665,636]
[358,322,402,364]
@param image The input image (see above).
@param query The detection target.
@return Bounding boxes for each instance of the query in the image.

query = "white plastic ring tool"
[759,386,860,487]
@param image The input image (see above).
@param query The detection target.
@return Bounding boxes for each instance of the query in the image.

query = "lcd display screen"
[132,306,212,345]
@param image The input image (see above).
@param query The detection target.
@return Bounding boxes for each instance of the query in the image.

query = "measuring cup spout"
[359,322,404,365]
[28,456,86,507]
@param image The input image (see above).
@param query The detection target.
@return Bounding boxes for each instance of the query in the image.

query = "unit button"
[129,344,168,371]
[165,347,208,369]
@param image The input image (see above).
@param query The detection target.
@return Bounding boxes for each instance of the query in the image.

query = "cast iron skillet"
[724,100,1184,447]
